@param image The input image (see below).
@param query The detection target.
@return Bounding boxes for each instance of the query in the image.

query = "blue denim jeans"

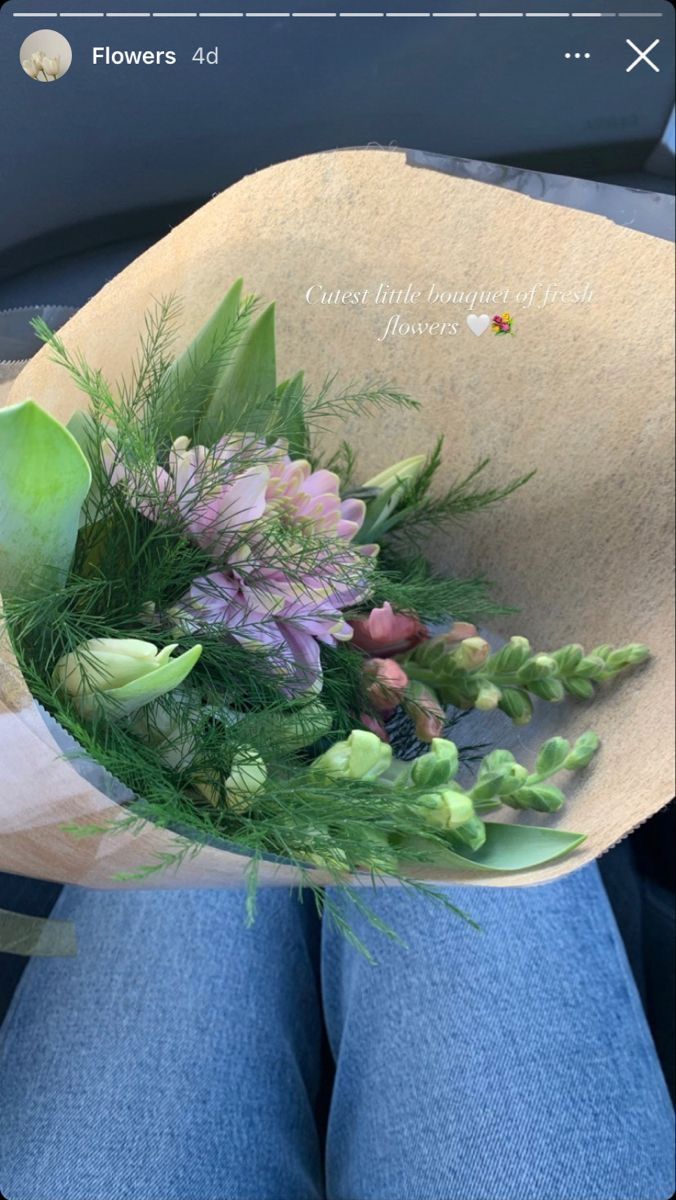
[0,862,673,1200]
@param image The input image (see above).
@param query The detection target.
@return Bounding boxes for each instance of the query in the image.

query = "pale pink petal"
[339,497,366,528]
[299,469,341,499]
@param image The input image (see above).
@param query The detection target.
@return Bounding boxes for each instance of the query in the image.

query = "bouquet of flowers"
[0,281,649,953]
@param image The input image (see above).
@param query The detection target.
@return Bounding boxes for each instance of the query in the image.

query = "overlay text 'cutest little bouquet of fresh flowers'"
[0,282,649,950]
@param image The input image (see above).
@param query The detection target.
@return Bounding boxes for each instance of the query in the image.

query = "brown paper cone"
[2,148,674,890]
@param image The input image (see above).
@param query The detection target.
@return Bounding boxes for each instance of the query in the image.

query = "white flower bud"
[226,748,267,805]
[41,55,59,78]
[53,636,202,720]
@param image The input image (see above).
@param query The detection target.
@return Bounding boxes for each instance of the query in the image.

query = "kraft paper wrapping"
[1,148,674,892]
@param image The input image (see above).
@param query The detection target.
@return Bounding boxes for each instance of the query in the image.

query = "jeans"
[0,863,673,1200]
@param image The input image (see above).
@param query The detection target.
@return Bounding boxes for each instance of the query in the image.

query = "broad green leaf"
[401,822,586,873]
[274,371,309,457]
[0,401,91,600]
[67,409,106,527]
[94,643,203,719]
[161,279,244,441]
[197,302,276,446]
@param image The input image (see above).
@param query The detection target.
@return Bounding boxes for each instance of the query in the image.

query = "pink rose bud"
[403,681,446,743]
[364,657,409,711]
[360,713,391,743]
[442,621,478,645]
[350,601,427,657]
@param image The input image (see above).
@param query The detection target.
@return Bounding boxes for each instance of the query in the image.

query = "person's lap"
[0,865,673,1200]
[0,886,325,1200]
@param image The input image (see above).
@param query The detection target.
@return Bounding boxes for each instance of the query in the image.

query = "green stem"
[401,663,440,688]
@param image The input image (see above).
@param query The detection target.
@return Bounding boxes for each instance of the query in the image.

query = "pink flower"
[266,455,367,542]
[360,713,390,743]
[176,558,369,693]
[402,681,446,742]
[104,436,269,559]
[105,437,374,564]
[363,657,409,711]
[442,621,478,644]
[108,434,380,692]
[350,602,427,657]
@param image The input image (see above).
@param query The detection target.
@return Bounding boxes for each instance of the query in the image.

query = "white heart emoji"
[467,314,490,337]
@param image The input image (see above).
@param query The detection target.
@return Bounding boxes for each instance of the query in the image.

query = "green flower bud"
[604,644,650,672]
[471,770,509,802]
[487,636,532,674]
[452,636,490,672]
[418,788,475,830]
[270,699,333,751]
[414,638,448,670]
[411,738,459,787]
[552,644,584,673]
[439,792,475,830]
[590,644,613,662]
[563,677,595,700]
[362,455,428,492]
[494,763,529,796]
[359,455,428,539]
[563,730,600,770]
[574,655,606,679]
[474,682,502,711]
[312,730,392,781]
[479,748,515,775]
[472,762,529,800]
[451,815,487,851]
[516,654,558,685]
[226,748,267,805]
[535,736,571,776]
[497,687,534,724]
[505,784,566,813]
[528,678,566,702]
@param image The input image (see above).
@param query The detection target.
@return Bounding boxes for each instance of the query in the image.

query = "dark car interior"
[0,2,674,1102]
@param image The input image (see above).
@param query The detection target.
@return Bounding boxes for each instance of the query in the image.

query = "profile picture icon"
[20,29,72,83]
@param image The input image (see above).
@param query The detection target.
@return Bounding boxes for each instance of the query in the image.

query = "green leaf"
[161,279,244,441]
[274,371,309,457]
[535,736,570,776]
[401,823,586,873]
[197,302,276,445]
[0,401,91,600]
[66,409,107,526]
